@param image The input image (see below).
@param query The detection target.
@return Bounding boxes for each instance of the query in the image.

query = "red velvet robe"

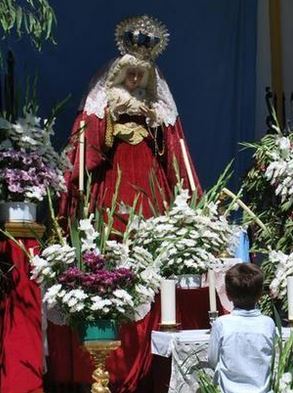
[59,110,202,222]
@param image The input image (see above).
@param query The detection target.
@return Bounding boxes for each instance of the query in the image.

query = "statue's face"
[124,67,145,91]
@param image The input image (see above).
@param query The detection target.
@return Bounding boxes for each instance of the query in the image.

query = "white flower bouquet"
[126,186,237,278]
[29,183,160,324]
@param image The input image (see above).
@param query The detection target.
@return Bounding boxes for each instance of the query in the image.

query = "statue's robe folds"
[59,110,202,223]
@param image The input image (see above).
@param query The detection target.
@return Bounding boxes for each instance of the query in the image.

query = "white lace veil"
[80,54,178,127]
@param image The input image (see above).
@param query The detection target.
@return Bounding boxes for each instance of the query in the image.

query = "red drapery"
[0,239,43,393]
[45,287,223,393]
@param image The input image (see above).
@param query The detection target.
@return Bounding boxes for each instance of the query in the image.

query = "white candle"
[79,120,85,192]
[208,269,217,312]
[287,277,293,320]
[180,138,196,192]
[160,279,176,324]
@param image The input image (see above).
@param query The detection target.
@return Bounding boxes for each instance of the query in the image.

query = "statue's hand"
[114,97,131,114]
[140,104,157,124]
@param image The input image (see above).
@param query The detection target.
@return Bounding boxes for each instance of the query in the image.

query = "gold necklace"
[148,125,165,156]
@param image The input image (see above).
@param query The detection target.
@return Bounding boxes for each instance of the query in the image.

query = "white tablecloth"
[151,329,210,357]
[152,330,211,393]
[151,328,292,393]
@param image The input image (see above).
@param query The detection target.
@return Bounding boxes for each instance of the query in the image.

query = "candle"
[180,138,196,192]
[208,269,217,312]
[160,279,176,324]
[287,277,293,321]
[79,120,85,192]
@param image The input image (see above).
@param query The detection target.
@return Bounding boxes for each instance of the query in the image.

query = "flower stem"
[222,187,269,233]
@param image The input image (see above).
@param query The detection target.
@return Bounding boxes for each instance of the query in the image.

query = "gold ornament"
[83,340,121,393]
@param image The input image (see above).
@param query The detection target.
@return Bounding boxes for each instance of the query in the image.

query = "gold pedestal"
[83,340,121,393]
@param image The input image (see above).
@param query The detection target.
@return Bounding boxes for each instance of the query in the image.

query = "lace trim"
[153,69,178,126]
[82,57,178,126]
[83,72,108,119]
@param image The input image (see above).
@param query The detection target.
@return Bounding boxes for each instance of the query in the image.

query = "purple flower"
[83,251,105,271]
[0,148,66,200]
[58,267,84,288]
[8,183,24,193]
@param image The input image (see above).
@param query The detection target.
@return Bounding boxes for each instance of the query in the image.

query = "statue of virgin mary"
[59,15,202,226]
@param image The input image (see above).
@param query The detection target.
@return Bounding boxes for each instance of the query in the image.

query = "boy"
[208,263,275,393]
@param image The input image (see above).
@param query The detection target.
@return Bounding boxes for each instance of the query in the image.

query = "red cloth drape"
[46,287,223,393]
[0,239,43,393]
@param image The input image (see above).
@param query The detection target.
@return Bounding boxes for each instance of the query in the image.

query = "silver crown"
[115,15,169,61]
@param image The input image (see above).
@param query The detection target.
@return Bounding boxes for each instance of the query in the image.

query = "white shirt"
[208,308,275,393]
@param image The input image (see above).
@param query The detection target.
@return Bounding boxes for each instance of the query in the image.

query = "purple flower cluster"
[83,251,105,271]
[0,149,65,201]
[58,251,135,295]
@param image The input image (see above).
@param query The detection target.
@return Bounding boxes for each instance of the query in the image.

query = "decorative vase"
[177,274,202,289]
[79,319,118,342]
[79,320,120,393]
[0,202,37,223]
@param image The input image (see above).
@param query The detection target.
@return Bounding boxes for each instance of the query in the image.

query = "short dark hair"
[225,263,263,310]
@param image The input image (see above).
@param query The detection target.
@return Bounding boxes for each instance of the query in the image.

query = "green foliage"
[0,0,56,51]
[271,332,293,392]
[196,371,221,393]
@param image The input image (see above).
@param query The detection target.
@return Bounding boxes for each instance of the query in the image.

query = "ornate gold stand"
[83,340,121,393]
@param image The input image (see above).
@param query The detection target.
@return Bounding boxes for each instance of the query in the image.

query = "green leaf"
[69,218,81,269]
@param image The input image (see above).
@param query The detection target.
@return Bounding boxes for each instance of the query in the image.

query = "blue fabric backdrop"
[5,0,257,191]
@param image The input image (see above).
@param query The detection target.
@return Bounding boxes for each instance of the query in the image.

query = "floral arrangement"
[126,186,238,278]
[29,181,160,323]
[242,92,293,255]
[241,93,293,316]
[0,111,70,202]
[242,131,293,254]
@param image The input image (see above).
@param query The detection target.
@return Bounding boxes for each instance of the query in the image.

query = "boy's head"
[225,263,263,310]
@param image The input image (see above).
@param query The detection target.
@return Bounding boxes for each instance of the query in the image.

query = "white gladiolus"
[265,135,293,205]
[269,250,293,301]
[78,214,95,231]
